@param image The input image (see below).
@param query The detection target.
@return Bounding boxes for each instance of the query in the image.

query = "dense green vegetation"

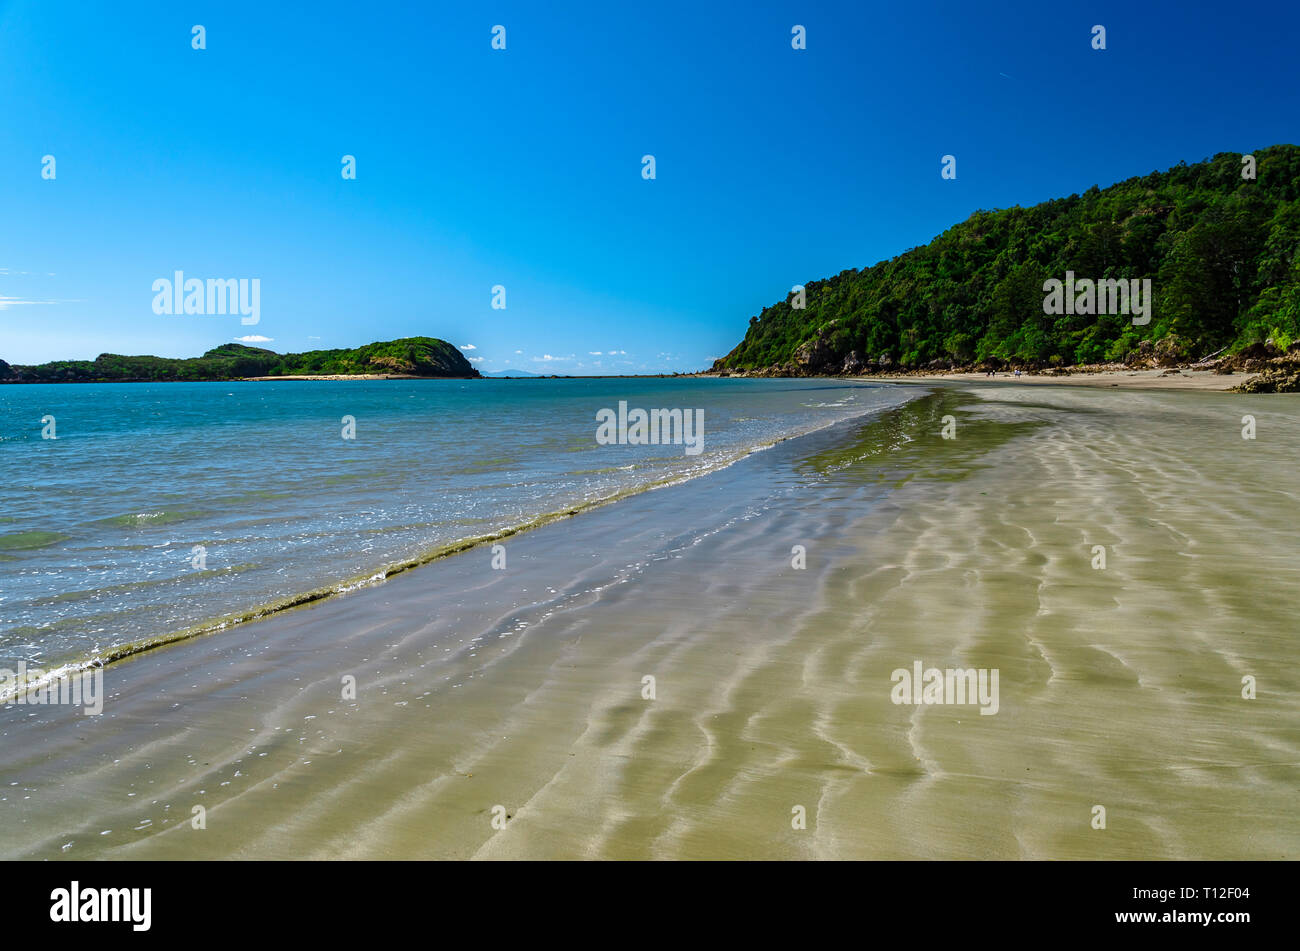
[715,145,1300,372]
[1,337,479,382]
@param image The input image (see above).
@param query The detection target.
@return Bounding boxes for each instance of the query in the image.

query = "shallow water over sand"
[1,384,1296,859]
[0,377,906,673]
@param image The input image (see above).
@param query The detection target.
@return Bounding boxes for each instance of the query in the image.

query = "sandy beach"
[870,367,1259,391]
[2,380,1296,860]
[242,374,429,381]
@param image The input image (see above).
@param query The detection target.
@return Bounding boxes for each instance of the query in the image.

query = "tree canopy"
[3,337,479,383]
[715,146,1300,372]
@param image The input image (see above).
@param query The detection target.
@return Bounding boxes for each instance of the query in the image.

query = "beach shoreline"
[697,366,1263,391]
[866,367,1258,390]
[240,373,469,381]
[2,381,1296,860]
[0,379,917,693]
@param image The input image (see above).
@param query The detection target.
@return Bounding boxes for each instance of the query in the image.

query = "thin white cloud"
[589,351,602,355]
[468,356,484,363]
[234,335,273,343]
[0,296,73,310]
[460,344,476,350]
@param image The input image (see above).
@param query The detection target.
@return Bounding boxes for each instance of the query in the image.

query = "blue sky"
[1,0,1297,371]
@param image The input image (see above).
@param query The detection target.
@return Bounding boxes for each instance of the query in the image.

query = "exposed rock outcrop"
[791,321,842,374]
[1232,362,1300,393]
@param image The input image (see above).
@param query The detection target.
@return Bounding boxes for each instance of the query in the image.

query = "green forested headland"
[714,146,1300,374]
[0,337,480,383]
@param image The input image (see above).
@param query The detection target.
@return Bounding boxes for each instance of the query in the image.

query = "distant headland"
[0,337,480,383]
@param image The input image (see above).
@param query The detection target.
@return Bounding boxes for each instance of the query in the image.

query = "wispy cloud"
[460,343,476,350]
[0,296,75,310]
[234,335,273,343]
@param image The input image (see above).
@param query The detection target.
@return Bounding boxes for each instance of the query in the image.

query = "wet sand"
[2,383,1297,859]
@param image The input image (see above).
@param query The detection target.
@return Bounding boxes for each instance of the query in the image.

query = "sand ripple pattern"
[1,386,1296,859]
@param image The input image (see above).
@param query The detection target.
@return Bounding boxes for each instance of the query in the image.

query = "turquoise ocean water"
[0,377,914,674]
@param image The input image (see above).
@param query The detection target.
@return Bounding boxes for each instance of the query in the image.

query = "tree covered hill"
[0,337,480,383]
[713,145,1300,374]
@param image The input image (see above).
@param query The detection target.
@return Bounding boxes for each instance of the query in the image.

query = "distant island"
[481,369,542,378]
[712,145,1300,391]
[0,336,480,383]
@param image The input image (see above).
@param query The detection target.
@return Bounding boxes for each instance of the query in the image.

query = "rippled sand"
[2,384,1296,859]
